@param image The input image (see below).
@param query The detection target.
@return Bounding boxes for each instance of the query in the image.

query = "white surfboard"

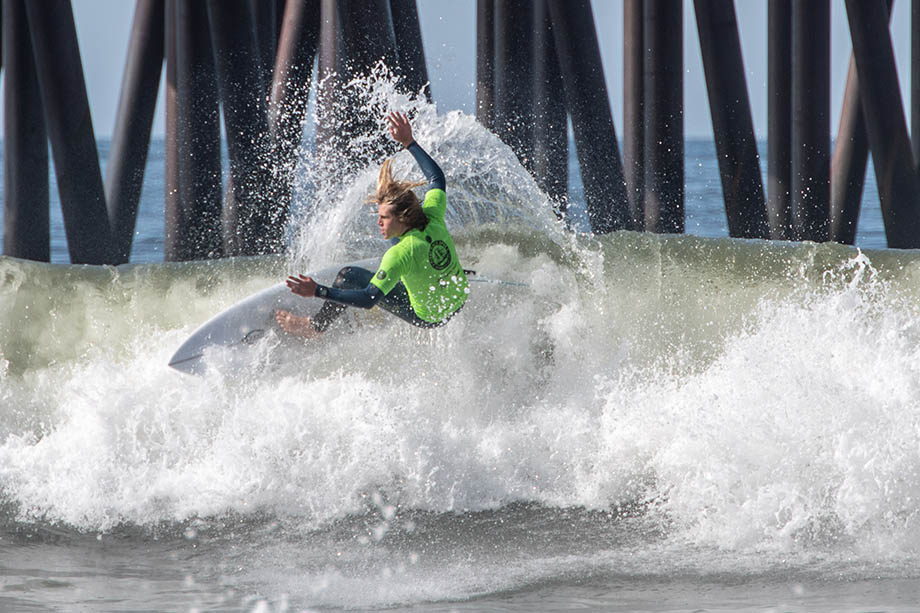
[168,258,528,375]
[168,258,379,374]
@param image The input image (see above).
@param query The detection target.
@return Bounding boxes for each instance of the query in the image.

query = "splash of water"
[3,235,920,563]
[4,67,920,577]
[287,63,566,268]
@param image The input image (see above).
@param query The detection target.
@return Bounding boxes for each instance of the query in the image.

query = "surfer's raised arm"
[276,111,468,338]
[386,111,446,192]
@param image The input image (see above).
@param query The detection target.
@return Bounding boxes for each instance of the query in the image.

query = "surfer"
[275,111,469,337]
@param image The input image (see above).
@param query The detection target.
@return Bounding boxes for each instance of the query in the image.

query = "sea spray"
[3,236,920,545]
[288,63,565,270]
[592,247,920,556]
[5,72,920,610]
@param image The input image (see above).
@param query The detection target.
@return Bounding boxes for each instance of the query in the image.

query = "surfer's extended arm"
[315,283,382,309]
[387,111,446,192]
[285,274,382,310]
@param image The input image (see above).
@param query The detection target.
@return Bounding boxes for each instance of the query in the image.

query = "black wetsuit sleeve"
[407,142,446,192]
[316,283,384,309]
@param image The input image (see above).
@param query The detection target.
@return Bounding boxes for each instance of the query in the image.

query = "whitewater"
[2,78,920,611]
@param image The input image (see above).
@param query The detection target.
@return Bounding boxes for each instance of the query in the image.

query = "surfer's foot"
[275,310,322,339]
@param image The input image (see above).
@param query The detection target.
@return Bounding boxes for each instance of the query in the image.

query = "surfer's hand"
[387,111,414,148]
[286,274,318,298]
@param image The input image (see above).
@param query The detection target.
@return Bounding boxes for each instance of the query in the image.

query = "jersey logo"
[428,240,451,271]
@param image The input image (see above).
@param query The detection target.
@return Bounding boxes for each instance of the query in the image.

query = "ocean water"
[2,78,920,612]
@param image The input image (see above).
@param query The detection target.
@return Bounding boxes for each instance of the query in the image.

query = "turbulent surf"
[3,75,920,609]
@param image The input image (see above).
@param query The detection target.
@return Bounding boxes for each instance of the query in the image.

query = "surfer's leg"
[376,283,450,329]
[310,266,375,332]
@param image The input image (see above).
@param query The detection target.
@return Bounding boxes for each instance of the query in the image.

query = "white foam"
[4,85,920,583]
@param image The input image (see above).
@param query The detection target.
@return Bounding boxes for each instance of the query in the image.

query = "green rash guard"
[369,188,469,322]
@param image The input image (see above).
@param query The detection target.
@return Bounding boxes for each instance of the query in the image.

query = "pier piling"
[643,0,684,235]
[548,0,629,233]
[107,0,164,263]
[913,0,920,174]
[828,0,893,249]
[694,0,768,240]
[250,0,279,97]
[830,56,870,246]
[767,0,793,240]
[2,0,48,262]
[269,0,321,223]
[845,0,920,248]
[168,0,222,261]
[791,0,830,242]
[207,0,277,256]
[390,0,431,99]
[25,0,113,264]
[7,0,920,262]
[475,0,495,131]
[623,0,644,231]
[532,0,568,208]
[493,0,536,173]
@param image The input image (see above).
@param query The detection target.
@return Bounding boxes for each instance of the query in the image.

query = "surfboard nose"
[168,350,206,375]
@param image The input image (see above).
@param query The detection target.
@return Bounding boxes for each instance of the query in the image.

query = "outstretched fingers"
[386,110,406,128]
[286,274,316,297]
[386,111,413,146]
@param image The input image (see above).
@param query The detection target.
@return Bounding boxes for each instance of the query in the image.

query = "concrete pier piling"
[694,0,768,240]
[107,0,164,263]
[532,0,568,208]
[269,0,321,225]
[623,0,644,231]
[25,0,114,264]
[913,0,920,174]
[207,0,277,257]
[642,0,684,235]
[5,0,920,262]
[3,0,48,262]
[390,0,430,99]
[767,0,793,241]
[493,0,536,174]
[168,0,222,262]
[791,0,830,243]
[475,0,495,131]
[547,0,629,233]
[250,0,280,97]
[846,0,920,248]
[828,0,895,246]
[830,55,871,246]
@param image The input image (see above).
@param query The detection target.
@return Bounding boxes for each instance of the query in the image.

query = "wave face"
[4,74,920,608]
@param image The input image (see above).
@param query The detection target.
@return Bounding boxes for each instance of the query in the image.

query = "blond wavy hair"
[368,158,428,230]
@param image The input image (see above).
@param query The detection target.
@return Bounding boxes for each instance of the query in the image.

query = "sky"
[67,0,914,140]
